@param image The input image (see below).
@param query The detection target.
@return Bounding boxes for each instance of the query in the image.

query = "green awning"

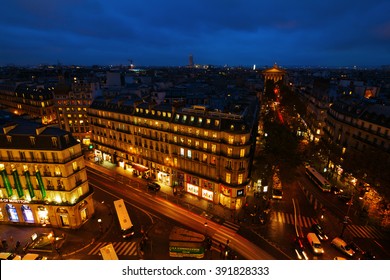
[12,170,24,198]
[35,171,46,198]
[24,171,35,199]
[1,169,13,197]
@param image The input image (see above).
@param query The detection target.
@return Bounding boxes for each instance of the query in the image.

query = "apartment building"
[0,82,57,125]
[88,94,259,210]
[0,117,94,228]
[324,97,390,184]
[54,75,101,144]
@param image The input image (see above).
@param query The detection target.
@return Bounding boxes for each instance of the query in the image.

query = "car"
[361,250,376,260]
[334,256,347,260]
[331,237,355,257]
[338,194,352,204]
[331,186,343,195]
[293,238,308,260]
[147,182,161,192]
[311,223,328,241]
[347,241,364,254]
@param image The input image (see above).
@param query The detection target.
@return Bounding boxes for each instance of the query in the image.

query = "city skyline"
[1,0,389,68]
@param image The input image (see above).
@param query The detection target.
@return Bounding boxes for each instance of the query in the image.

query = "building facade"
[0,83,57,125]
[88,95,259,210]
[0,120,94,229]
[54,76,101,145]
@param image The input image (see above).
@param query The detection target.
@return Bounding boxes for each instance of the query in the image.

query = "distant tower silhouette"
[189,54,194,67]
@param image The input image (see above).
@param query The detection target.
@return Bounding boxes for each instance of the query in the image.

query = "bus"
[113,199,135,238]
[100,243,119,260]
[168,226,205,259]
[305,166,331,192]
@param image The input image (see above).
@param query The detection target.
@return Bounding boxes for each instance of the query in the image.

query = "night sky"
[1,0,389,67]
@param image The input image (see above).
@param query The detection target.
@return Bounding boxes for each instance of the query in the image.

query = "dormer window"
[52,137,58,148]
[6,135,12,143]
[30,136,36,146]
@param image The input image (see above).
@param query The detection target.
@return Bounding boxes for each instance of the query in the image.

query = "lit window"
[228,136,234,144]
[199,117,202,124]
[212,132,217,139]
[215,120,220,126]
[190,116,195,122]
[187,150,192,158]
[227,148,232,156]
[202,154,208,162]
[180,148,184,156]
[212,144,216,153]
[240,149,245,157]
[238,174,243,184]
[183,115,187,121]
[226,173,231,184]
[203,142,208,150]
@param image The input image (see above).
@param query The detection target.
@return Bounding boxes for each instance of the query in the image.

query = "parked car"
[311,223,328,241]
[331,237,355,257]
[147,182,161,192]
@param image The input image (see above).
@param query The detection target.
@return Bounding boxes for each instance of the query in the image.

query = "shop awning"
[1,169,13,197]
[12,170,24,198]
[132,164,149,172]
[35,171,46,199]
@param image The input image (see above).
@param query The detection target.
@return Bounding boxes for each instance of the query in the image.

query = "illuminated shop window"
[6,204,19,222]
[22,205,34,223]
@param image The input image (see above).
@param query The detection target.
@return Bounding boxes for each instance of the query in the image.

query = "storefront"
[201,179,215,202]
[157,170,170,186]
[187,183,199,196]
[219,185,246,210]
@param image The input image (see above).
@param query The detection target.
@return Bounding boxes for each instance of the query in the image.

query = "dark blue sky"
[1,0,389,67]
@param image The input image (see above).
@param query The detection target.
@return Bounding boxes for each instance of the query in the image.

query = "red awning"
[132,164,149,172]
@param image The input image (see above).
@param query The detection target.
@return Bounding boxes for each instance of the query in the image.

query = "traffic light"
[88,144,93,150]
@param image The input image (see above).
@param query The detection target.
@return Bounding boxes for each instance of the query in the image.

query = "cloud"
[0,0,389,66]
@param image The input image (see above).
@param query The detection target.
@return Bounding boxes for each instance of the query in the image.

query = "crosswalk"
[270,211,317,228]
[87,242,138,257]
[270,211,386,239]
[346,224,386,239]
[223,220,240,232]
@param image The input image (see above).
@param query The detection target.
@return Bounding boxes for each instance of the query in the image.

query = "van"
[331,237,355,257]
[22,253,48,260]
[307,232,324,254]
